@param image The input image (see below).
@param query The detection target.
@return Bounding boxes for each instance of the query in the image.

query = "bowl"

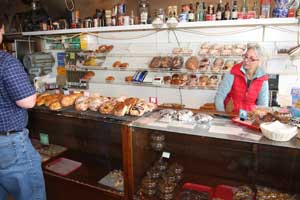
[260,121,298,142]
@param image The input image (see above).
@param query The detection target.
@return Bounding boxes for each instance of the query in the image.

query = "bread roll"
[171,56,184,69]
[185,56,199,70]
[149,57,161,68]
[125,76,133,82]
[113,102,128,117]
[160,57,172,68]
[61,95,75,107]
[99,101,116,115]
[120,63,129,68]
[88,97,103,111]
[49,101,62,111]
[124,97,138,114]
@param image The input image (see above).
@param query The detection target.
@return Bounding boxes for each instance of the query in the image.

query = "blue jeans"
[0,129,46,200]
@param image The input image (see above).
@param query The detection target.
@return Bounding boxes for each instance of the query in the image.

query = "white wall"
[47,22,300,108]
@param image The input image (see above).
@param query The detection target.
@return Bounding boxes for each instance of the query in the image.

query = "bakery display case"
[129,111,300,199]
[27,107,130,200]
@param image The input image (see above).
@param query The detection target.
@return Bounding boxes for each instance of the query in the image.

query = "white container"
[260,121,298,142]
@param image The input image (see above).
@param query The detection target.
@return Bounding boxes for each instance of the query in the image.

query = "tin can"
[71,22,77,29]
[205,14,212,21]
[40,22,48,31]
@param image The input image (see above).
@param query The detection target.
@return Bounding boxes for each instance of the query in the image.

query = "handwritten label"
[162,152,171,159]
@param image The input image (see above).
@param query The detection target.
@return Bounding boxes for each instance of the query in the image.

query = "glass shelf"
[88,80,219,90]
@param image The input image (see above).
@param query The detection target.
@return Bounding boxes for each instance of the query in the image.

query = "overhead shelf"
[22,18,300,36]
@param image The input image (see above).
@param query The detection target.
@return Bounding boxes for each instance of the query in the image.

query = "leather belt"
[0,130,22,136]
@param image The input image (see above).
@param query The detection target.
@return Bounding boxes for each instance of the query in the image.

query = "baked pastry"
[149,57,161,68]
[232,48,245,56]
[36,93,51,106]
[99,101,116,115]
[45,94,63,107]
[187,74,198,87]
[120,63,129,69]
[61,95,75,107]
[233,186,254,200]
[207,75,219,87]
[213,58,224,67]
[160,56,172,68]
[106,45,114,52]
[105,76,115,83]
[171,56,184,69]
[179,73,188,82]
[129,100,148,116]
[49,101,62,111]
[185,56,199,70]
[201,42,210,49]
[199,57,210,71]
[113,61,121,68]
[125,76,133,82]
[198,75,209,87]
[163,76,172,85]
[88,97,103,111]
[209,48,220,56]
[171,79,183,86]
[147,103,157,112]
[113,102,128,117]
[172,74,180,80]
[221,49,232,56]
[75,96,89,111]
[124,97,139,114]
[97,45,107,53]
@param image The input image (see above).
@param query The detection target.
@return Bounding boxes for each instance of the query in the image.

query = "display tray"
[65,108,152,123]
[231,117,260,131]
[33,105,74,113]
[43,150,124,196]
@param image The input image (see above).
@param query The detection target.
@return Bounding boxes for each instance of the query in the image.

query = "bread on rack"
[88,97,104,111]
[163,76,172,85]
[198,75,209,87]
[125,76,133,82]
[185,56,199,71]
[160,56,173,68]
[207,75,219,87]
[36,93,51,106]
[113,61,122,68]
[171,56,184,69]
[61,95,75,107]
[199,57,210,71]
[149,57,161,68]
[120,63,129,69]
[106,76,115,83]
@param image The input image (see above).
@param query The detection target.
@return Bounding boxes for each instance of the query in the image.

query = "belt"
[0,130,22,136]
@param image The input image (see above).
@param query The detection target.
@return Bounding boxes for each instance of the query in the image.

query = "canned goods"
[205,14,212,21]
[84,19,93,28]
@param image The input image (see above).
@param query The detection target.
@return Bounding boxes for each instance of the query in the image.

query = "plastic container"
[260,121,298,141]
[182,183,214,199]
[213,185,234,200]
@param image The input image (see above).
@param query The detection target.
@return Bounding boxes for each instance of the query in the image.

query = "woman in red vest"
[215,44,269,113]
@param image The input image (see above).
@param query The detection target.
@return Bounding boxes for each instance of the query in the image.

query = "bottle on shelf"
[139,0,149,24]
[231,0,238,20]
[196,1,205,21]
[297,4,300,18]
[260,0,271,18]
[240,0,248,19]
[252,0,259,19]
[224,2,231,20]
[216,0,224,20]
[130,10,135,25]
[188,3,195,22]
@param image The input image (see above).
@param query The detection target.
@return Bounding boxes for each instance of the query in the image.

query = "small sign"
[162,151,171,159]
[239,109,248,121]
[149,97,158,104]
[40,133,49,146]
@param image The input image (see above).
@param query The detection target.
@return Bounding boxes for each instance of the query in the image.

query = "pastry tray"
[232,117,260,131]
[98,171,124,192]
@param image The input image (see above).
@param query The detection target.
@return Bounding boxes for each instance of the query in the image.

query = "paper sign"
[162,152,171,159]
[40,133,49,146]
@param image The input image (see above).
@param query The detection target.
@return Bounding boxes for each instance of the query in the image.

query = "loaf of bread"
[185,56,199,70]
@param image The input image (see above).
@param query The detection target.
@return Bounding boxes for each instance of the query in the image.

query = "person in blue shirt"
[215,44,269,113]
[0,16,46,200]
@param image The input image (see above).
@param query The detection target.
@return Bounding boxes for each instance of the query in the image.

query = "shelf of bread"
[22,18,299,36]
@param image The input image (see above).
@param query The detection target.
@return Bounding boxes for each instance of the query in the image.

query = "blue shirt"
[215,65,269,112]
[0,51,35,132]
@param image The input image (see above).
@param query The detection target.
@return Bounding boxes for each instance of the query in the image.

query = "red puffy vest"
[224,63,268,113]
